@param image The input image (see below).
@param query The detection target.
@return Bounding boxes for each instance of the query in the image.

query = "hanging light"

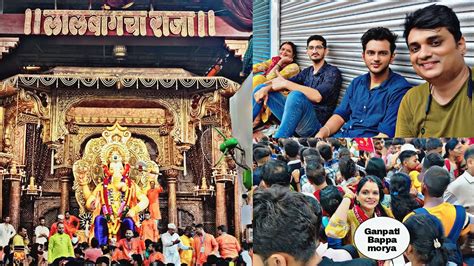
[21,123,42,198]
[193,159,215,197]
[113,45,127,60]
[212,166,236,183]
[3,162,25,182]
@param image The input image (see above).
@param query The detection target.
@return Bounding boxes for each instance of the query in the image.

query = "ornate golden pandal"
[72,122,159,215]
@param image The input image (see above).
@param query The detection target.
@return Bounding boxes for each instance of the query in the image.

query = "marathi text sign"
[23,9,216,37]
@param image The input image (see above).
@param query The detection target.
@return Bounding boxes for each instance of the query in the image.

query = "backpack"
[413,205,466,265]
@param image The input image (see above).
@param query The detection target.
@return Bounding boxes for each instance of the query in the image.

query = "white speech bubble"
[353,217,410,261]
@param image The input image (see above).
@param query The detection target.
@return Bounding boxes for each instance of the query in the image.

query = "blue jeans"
[252,84,321,138]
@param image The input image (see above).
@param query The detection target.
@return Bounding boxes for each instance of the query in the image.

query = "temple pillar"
[8,163,22,230]
[216,182,227,227]
[9,178,21,229]
[0,168,3,218]
[234,181,241,240]
[0,151,14,220]
[57,167,72,214]
[165,168,179,225]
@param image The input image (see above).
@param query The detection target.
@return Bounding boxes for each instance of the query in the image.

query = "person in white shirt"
[161,223,192,265]
[240,242,252,266]
[0,216,16,248]
[34,217,49,245]
[444,145,474,222]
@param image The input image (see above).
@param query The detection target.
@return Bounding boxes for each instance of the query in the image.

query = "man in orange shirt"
[192,224,218,266]
[216,225,241,259]
[64,211,80,237]
[147,180,164,222]
[140,211,159,242]
[49,214,70,238]
[113,229,145,263]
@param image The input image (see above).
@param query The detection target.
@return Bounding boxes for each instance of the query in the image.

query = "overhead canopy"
[0,67,240,96]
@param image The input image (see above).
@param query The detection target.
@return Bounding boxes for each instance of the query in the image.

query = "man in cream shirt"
[161,223,192,265]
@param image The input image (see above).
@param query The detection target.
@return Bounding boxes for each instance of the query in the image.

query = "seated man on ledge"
[315,27,411,138]
[253,35,342,138]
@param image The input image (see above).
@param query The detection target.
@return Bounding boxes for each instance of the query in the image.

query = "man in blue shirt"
[315,27,412,138]
[253,35,342,138]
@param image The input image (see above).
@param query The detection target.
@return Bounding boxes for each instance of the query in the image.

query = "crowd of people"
[252,4,474,138]
[0,211,250,266]
[253,136,474,265]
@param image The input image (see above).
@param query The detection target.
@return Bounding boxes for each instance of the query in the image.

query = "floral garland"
[101,163,132,222]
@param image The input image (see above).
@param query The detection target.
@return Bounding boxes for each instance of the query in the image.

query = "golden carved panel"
[72,123,160,214]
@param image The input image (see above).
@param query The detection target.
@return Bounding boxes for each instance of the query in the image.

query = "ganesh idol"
[73,123,158,246]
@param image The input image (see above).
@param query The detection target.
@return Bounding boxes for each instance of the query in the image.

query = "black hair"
[392,138,406,146]
[131,254,143,264]
[153,241,163,253]
[217,225,227,233]
[318,144,333,161]
[399,150,418,164]
[412,138,426,150]
[306,162,326,186]
[389,173,421,221]
[253,147,271,162]
[299,147,308,162]
[365,157,387,181]
[424,166,450,197]
[426,138,443,152]
[195,224,204,229]
[465,146,474,160]
[328,139,341,151]
[338,148,351,159]
[96,257,110,265]
[404,4,462,45]
[303,194,323,225]
[319,186,343,216]
[361,27,398,54]
[307,35,327,48]
[262,159,291,187]
[298,138,308,147]
[280,41,298,61]
[302,148,321,163]
[304,155,324,168]
[357,175,388,217]
[339,157,357,181]
[307,138,318,148]
[207,255,219,264]
[404,214,448,265]
[423,152,445,170]
[284,139,300,158]
[253,143,266,150]
[145,239,153,248]
[254,186,319,263]
[444,138,459,158]
[91,238,99,248]
[277,138,285,148]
